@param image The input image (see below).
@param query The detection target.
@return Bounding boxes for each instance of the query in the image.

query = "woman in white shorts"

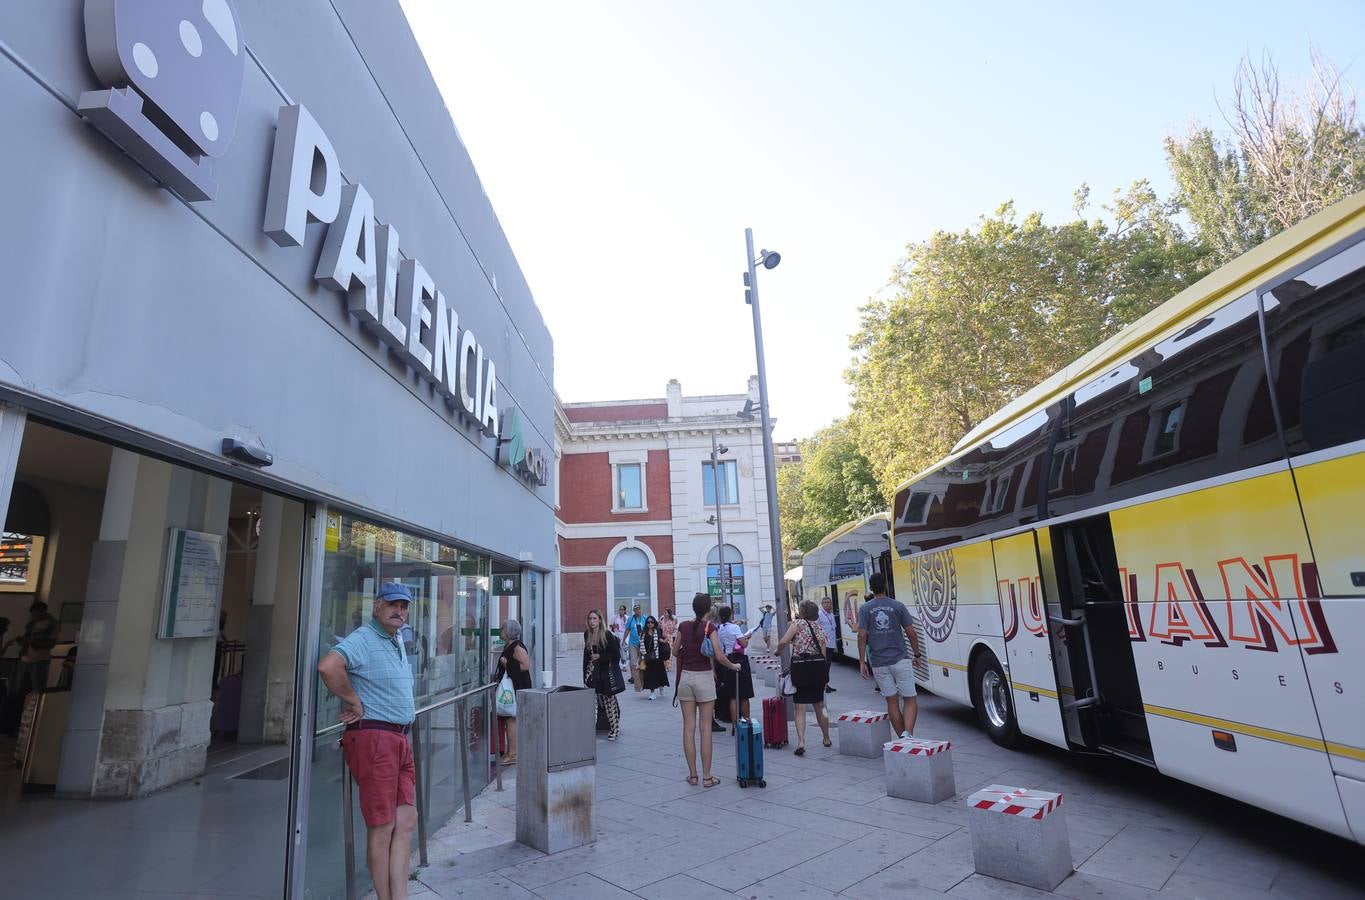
[672,593,740,788]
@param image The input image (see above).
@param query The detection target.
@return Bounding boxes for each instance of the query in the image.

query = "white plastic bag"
[778,672,796,696]
[496,674,517,717]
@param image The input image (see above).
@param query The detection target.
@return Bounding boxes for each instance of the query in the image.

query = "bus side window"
[1261,239,1365,455]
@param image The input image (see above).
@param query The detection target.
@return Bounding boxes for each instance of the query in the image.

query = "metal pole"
[745,228,790,668]
[412,718,428,867]
[340,741,357,900]
[458,697,474,823]
[710,431,729,609]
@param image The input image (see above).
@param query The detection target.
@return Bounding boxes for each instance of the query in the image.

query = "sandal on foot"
[702,776,721,788]
[687,775,699,786]
[823,739,832,748]
[794,746,805,756]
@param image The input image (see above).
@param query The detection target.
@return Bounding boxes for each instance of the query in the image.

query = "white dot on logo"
[131,42,158,78]
[180,20,203,57]
[203,0,239,55]
[201,111,219,142]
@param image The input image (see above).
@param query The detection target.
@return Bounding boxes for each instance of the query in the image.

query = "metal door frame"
[0,403,26,530]
[285,503,328,899]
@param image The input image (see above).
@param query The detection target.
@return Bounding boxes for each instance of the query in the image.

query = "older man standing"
[817,595,839,694]
[317,583,417,900]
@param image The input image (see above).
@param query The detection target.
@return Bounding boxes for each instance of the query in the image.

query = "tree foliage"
[1166,51,1365,265]
[777,419,883,557]
[846,188,1209,499]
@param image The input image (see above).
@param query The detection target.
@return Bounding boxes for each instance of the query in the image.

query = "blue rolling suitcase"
[735,716,767,788]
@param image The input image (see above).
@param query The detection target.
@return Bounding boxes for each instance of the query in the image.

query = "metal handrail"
[336,681,502,900]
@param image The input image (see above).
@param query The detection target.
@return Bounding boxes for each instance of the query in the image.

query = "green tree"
[777,419,884,557]
[846,187,1208,499]
[1166,51,1365,265]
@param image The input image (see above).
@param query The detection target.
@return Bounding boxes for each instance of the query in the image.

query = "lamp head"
[759,249,781,270]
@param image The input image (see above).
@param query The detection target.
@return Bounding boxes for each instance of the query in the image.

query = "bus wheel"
[972,652,1021,748]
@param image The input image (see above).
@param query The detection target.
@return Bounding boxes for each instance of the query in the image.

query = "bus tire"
[971,651,1022,748]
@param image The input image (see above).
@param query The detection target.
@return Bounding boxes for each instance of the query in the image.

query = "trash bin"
[515,685,596,853]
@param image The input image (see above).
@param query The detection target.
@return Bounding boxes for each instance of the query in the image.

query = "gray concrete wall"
[0,0,556,567]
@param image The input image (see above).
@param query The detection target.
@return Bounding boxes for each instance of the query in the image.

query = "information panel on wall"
[158,529,227,639]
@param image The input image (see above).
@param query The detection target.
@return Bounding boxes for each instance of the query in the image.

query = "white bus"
[798,513,891,661]
[891,192,1365,842]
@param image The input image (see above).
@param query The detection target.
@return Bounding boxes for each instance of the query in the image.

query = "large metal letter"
[430,294,460,401]
[263,104,340,248]
[374,224,407,351]
[480,357,499,437]
[398,260,435,376]
[315,184,378,322]
[457,329,481,422]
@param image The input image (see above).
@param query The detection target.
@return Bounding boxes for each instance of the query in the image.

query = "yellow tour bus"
[890,191,1365,842]
[795,513,892,660]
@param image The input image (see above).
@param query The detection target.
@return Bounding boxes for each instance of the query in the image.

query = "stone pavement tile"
[1160,872,1275,899]
[496,836,635,890]
[419,870,539,899]
[1067,823,1115,868]
[837,878,953,900]
[852,829,975,894]
[721,797,880,841]
[634,873,739,900]
[595,798,687,838]
[655,797,795,840]
[865,794,971,828]
[730,871,842,900]
[784,828,935,892]
[427,822,518,856]
[1078,824,1202,890]
[1268,860,1365,898]
[945,873,1054,899]
[1065,797,1208,837]
[425,839,544,879]
[801,795,961,839]
[692,833,848,892]
[531,872,638,899]
[1169,833,1279,890]
[1054,871,1165,900]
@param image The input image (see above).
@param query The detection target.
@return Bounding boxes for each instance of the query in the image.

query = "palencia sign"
[263,104,500,439]
[74,0,551,479]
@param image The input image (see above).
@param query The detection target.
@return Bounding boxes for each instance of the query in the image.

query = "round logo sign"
[912,551,958,644]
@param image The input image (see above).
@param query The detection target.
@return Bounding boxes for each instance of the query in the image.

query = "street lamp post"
[743,228,790,666]
[707,432,730,609]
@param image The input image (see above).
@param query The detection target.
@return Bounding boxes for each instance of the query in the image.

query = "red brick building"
[553,379,777,647]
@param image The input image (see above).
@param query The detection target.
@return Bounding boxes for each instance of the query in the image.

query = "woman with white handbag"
[493,619,532,765]
[776,600,832,756]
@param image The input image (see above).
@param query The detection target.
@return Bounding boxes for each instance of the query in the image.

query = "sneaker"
[825,686,836,693]
[900,730,913,739]
[711,721,726,733]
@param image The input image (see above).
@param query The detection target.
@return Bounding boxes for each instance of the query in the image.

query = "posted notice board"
[158,528,226,639]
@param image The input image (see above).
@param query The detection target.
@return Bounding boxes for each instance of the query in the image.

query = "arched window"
[612,547,650,606]
[706,544,744,602]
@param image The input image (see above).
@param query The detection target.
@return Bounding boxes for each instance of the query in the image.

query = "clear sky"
[399,0,1365,440]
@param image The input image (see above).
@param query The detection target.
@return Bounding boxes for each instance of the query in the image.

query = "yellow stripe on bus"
[929,658,969,672]
[1326,742,1365,763]
[1010,681,1059,700]
[1143,704,1330,753]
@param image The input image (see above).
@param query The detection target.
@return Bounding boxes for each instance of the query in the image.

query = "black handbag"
[600,660,626,695]
[790,622,828,690]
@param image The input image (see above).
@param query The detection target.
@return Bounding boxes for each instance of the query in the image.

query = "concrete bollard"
[883,737,955,803]
[966,785,1071,891]
[836,710,892,758]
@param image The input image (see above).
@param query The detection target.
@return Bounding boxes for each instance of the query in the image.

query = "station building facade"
[0,2,555,896]
[554,379,779,646]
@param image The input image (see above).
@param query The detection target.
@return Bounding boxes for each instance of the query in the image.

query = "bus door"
[991,530,1069,749]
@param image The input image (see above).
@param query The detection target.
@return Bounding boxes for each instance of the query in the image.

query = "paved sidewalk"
[403,649,1362,899]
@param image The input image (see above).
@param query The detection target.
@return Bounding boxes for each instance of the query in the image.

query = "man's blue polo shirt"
[333,619,415,725]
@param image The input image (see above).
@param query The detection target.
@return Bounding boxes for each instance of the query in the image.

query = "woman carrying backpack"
[671,593,741,788]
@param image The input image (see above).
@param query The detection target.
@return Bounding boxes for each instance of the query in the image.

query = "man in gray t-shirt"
[857,572,923,737]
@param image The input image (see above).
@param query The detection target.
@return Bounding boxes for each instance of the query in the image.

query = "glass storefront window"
[304,511,490,898]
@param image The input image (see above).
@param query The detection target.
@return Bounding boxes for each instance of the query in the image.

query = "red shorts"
[342,728,416,827]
